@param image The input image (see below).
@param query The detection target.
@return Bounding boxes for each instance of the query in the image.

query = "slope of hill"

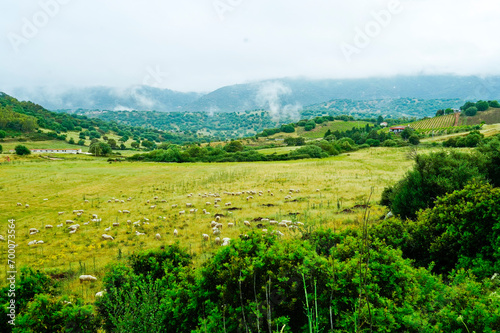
[0,92,205,145]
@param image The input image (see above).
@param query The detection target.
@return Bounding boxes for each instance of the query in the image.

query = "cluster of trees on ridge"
[3,135,500,331]
[0,93,204,145]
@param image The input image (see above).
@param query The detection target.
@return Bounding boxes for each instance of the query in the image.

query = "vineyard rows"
[409,114,456,130]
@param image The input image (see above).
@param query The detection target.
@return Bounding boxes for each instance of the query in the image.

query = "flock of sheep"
[4,187,318,297]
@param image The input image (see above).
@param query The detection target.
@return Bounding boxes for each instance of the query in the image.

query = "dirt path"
[453,112,460,126]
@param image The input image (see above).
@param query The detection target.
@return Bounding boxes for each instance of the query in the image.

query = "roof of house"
[390,126,407,130]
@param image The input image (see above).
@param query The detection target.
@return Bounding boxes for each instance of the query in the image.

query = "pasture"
[0,147,416,299]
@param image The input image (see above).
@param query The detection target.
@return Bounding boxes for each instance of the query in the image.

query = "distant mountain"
[6,75,500,113]
[183,76,500,113]
[8,86,202,112]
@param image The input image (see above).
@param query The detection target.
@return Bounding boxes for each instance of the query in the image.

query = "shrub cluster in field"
[5,226,499,333]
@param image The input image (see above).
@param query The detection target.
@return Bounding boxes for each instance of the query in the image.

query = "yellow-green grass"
[460,107,500,125]
[0,147,419,300]
[299,120,372,139]
[257,146,299,155]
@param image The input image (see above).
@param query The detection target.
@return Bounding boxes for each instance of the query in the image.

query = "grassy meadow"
[0,146,417,300]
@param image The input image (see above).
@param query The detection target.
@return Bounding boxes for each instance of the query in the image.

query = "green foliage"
[382,151,487,220]
[0,268,55,333]
[15,145,31,155]
[465,107,478,117]
[13,295,99,333]
[476,100,490,111]
[304,120,316,131]
[408,134,420,145]
[224,140,244,152]
[0,129,6,138]
[489,100,500,108]
[411,183,500,277]
[284,137,306,146]
[281,124,295,133]
[0,144,2,153]
[89,142,112,156]
[443,130,484,148]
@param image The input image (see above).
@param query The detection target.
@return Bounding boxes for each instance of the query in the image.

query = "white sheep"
[36,240,44,244]
[228,223,234,228]
[58,211,64,215]
[79,275,97,283]
[0,235,4,241]
[28,240,37,246]
[112,223,120,227]
[69,229,77,234]
[66,220,74,224]
[102,234,114,240]
[172,204,178,208]
[150,205,156,209]
[57,223,63,228]
[135,231,146,236]
[214,237,221,245]
[186,203,193,207]
[105,227,111,232]
[244,221,251,227]
[155,233,161,240]
[173,229,178,237]
[17,203,22,206]
[202,234,209,241]
[222,238,230,246]
[95,290,106,297]
[123,210,130,214]
[179,210,185,215]
[213,228,221,236]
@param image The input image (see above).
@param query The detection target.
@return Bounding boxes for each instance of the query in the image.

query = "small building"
[380,122,388,127]
[389,126,407,133]
[31,149,82,154]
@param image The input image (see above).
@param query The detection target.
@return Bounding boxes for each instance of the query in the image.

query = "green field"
[0,147,417,298]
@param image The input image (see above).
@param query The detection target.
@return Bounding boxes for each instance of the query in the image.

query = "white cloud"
[0,0,499,92]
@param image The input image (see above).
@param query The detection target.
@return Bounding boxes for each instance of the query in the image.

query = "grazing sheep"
[45,225,53,229]
[58,212,64,215]
[215,216,221,221]
[222,238,230,246]
[17,203,22,206]
[173,229,178,237]
[69,229,77,234]
[186,203,193,207]
[227,223,234,228]
[206,202,211,206]
[172,204,178,208]
[25,204,29,208]
[225,202,232,206]
[28,240,37,246]
[214,204,220,208]
[66,220,74,224]
[202,234,209,241]
[150,205,156,209]
[179,210,185,215]
[84,200,89,203]
[105,227,111,232]
[261,218,270,222]
[214,237,221,245]
[29,228,39,233]
[36,240,44,244]
[83,222,90,225]
[213,228,221,236]
[79,275,97,283]
[118,210,123,214]
[102,234,114,240]
[95,291,105,297]
[244,221,251,227]
[56,223,63,228]
[155,233,161,240]
[112,223,120,227]
[210,221,217,228]
[135,231,146,236]
[269,220,278,225]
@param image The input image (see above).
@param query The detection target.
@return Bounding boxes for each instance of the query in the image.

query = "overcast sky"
[1,0,499,93]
